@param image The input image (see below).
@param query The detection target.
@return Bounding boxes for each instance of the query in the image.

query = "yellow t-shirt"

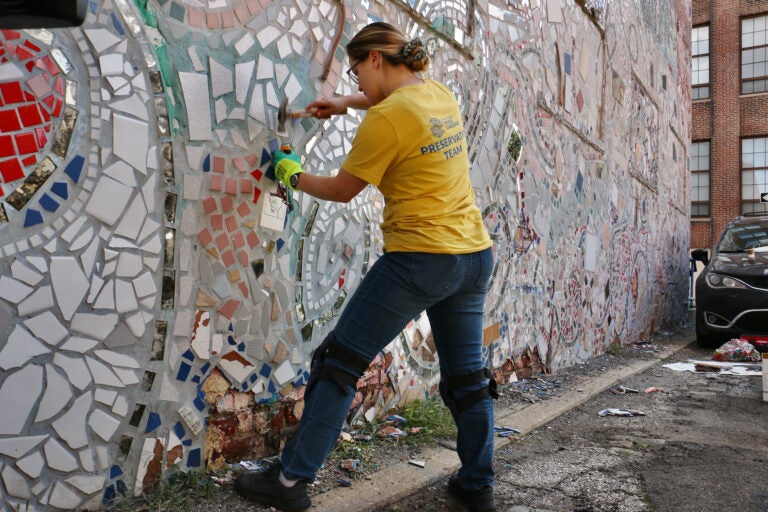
[342,79,492,254]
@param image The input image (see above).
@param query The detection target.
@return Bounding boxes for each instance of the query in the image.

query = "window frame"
[740,136,768,215]
[690,140,711,218]
[741,14,768,95]
[692,24,710,100]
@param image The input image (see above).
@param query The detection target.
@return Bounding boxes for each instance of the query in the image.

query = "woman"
[234,22,497,512]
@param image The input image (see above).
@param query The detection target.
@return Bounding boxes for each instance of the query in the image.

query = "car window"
[717,219,768,252]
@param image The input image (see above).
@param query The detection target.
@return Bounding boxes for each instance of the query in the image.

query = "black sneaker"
[234,462,311,512]
[447,475,497,512]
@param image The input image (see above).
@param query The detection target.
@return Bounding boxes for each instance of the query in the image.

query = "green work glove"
[272,149,303,191]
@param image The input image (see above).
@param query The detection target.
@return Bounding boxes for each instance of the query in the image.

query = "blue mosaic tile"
[111,12,125,35]
[110,465,123,479]
[259,363,271,378]
[267,380,277,393]
[203,154,211,172]
[182,439,192,446]
[276,238,285,251]
[116,480,127,495]
[39,193,59,212]
[173,421,185,439]
[176,361,191,381]
[237,341,245,352]
[564,53,571,74]
[182,349,195,362]
[24,209,43,227]
[193,395,206,411]
[64,155,85,183]
[260,148,271,166]
[187,447,201,467]
[145,412,161,433]
[51,181,68,199]
[201,362,210,374]
[265,164,276,181]
[191,375,200,383]
[103,485,116,504]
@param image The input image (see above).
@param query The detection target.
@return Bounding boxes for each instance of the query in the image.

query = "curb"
[310,330,694,512]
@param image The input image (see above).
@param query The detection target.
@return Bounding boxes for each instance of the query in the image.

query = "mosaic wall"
[0,0,691,508]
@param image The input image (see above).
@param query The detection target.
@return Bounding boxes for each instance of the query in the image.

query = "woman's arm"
[306,93,372,118]
[294,168,368,203]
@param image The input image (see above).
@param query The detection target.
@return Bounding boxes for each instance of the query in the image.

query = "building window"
[742,15,768,94]
[690,141,710,217]
[742,137,768,214]
[692,25,709,99]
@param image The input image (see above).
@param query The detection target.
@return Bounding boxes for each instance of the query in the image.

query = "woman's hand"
[306,93,372,118]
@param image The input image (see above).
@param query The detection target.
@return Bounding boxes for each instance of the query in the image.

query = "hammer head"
[276,95,289,137]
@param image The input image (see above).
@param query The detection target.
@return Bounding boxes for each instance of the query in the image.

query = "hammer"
[276,96,315,137]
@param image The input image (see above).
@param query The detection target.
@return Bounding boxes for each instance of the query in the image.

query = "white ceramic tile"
[51,392,91,449]
[178,403,203,435]
[60,336,99,353]
[210,57,234,97]
[273,359,295,386]
[53,353,93,391]
[66,475,106,495]
[84,28,121,52]
[85,357,125,387]
[0,60,25,80]
[35,364,73,422]
[0,276,33,303]
[141,172,158,213]
[103,160,136,187]
[111,94,149,121]
[112,395,129,417]
[17,286,54,317]
[133,271,157,298]
[24,311,68,346]
[219,352,254,384]
[234,32,255,55]
[2,465,30,499]
[116,252,143,278]
[114,366,140,386]
[85,176,134,227]
[0,435,47,458]
[17,450,45,478]
[256,54,273,80]
[98,53,124,75]
[256,25,280,48]
[113,113,150,173]
[71,312,118,340]
[106,75,130,95]
[94,349,140,369]
[93,279,115,309]
[50,256,89,322]
[0,326,50,370]
[48,481,82,509]
[94,388,118,406]
[11,260,43,286]
[179,72,213,141]
[70,226,95,252]
[115,279,138,313]
[0,365,43,435]
[88,409,120,442]
[78,447,94,473]
[135,438,163,497]
[80,239,100,276]
[114,195,147,241]
[235,60,255,104]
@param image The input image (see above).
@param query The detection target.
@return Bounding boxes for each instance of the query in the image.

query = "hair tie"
[402,38,427,64]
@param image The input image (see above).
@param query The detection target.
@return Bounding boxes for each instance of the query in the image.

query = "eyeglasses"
[346,59,364,84]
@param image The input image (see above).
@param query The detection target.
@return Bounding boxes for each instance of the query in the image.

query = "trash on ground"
[377,425,407,437]
[609,385,640,394]
[408,459,426,468]
[386,414,407,424]
[239,460,262,471]
[336,478,352,487]
[643,387,669,393]
[339,459,360,472]
[598,408,646,417]
[353,434,372,442]
[663,361,762,376]
[409,427,421,435]
[713,339,762,362]
[494,425,521,437]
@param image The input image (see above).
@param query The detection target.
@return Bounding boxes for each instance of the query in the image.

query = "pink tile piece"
[221,195,234,212]
[206,11,220,29]
[198,229,213,246]
[225,178,237,195]
[221,250,235,267]
[240,179,253,195]
[232,231,245,249]
[245,153,259,167]
[221,10,235,28]
[210,214,223,231]
[212,156,226,173]
[238,250,249,267]
[224,215,237,232]
[202,196,218,214]
[218,299,240,319]
[236,201,250,217]
[215,232,230,250]
[246,231,259,248]
[238,282,249,298]
[232,157,248,172]
[210,174,223,191]
[188,9,203,28]
[246,0,260,15]
[234,2,250,24]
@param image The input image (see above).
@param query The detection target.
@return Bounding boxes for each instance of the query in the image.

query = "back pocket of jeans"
[405,253,461,297]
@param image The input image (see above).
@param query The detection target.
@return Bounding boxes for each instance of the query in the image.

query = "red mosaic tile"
[0,157,24,182]
[21,154,36,166]
[14,132,36,153]
[0,135,12,157]
[198,228,213,246]
[0,109,21,132]
[18,104,43,127]
[1,30,21,40]
[23,39,40,52]
[221,250,235,267]
[0,81,24,104]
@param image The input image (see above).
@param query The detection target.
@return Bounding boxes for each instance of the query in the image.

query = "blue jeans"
[280,248,495,490]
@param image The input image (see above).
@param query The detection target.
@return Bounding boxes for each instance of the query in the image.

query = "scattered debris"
[336,478,352,487]
[609,385,640,394]
[598,408,646,417]
[494,425,521,437]
[663,361,762,376]
[386,414,408,424]
[377,425,408,438]
[408,459,426,468]
[339,459,360,472]
[713,339,762,362]
[643,387,669,394]
[239,460,262,472]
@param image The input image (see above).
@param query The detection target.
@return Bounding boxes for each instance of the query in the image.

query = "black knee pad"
[439,368,498,417]
[305,332,371,398]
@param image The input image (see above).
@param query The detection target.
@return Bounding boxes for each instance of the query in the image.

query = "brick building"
[691,0,768,249]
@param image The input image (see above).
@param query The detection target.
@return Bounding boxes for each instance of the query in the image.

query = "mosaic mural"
[0,0,691,508]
